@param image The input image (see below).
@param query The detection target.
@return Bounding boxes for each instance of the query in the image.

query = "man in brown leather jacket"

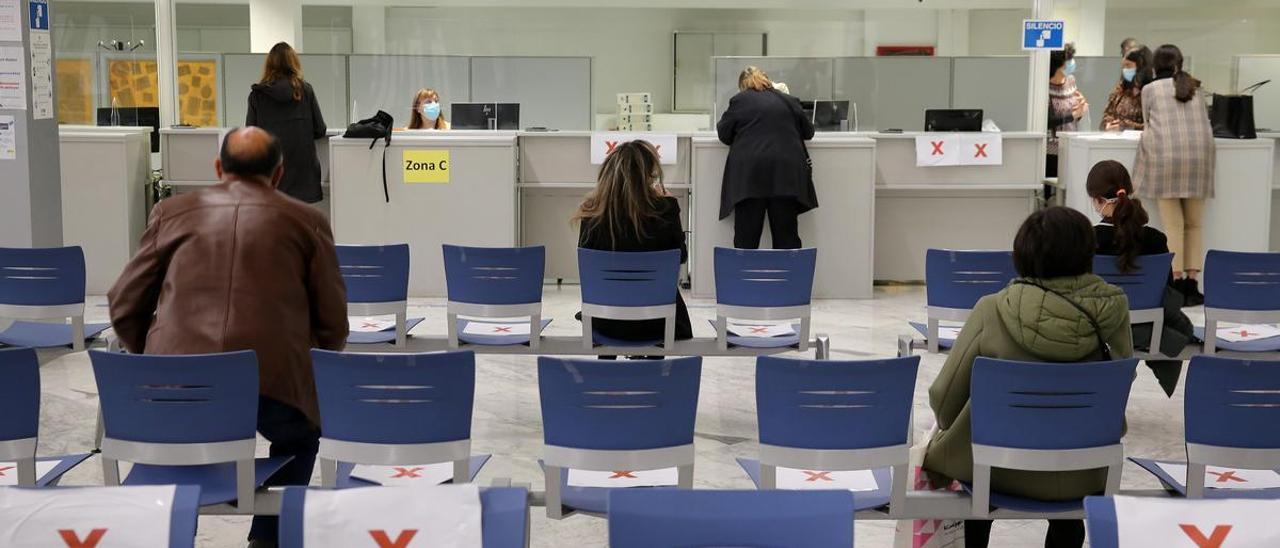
[108,127,348,547]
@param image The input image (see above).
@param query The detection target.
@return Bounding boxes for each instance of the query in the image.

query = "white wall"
[969,9,1031,56]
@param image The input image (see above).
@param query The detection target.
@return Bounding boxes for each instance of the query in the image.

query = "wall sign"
[1022,20,1065,51]
[590,132,677,165]
[403,149,450,183]
[915,134,1003,167]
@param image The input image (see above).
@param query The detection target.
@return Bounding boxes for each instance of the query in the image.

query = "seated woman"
[573,140,692,343]
[407,88,450,130]
[924,206,1133,548]
[1087,160,1194,397]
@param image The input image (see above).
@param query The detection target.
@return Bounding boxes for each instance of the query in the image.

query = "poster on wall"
[0,115,16,160]
[28,30,51,119]
[0,0,21,42]
[0,46,25,110]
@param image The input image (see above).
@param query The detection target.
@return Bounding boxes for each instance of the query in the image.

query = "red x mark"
[1239,330,1252,338]
[1209,470,1246,483]
[930,141,945,156]
[610,471,637,479]
[803,471,833,482]
[391,467,423,479]
[1179,524,1232,548]
[361,321,382,330]
[605,141,619,154]
[0,465,13,477]
[369,529,419,548]
[974,143,989,158]
[749,326,770,334]
[492,326,513,333]
[58,529,107,548]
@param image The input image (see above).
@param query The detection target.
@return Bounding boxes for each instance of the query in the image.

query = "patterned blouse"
[1047,75,1081,155]
[1101,84,1143,130]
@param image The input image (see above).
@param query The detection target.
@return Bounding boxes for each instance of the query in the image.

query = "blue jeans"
[247,396,319,543]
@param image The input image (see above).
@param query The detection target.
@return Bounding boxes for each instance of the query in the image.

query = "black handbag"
[344,110,395,202]
[1210,80,1268,139]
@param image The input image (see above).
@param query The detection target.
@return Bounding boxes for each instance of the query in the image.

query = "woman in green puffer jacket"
[923,206,1134,548]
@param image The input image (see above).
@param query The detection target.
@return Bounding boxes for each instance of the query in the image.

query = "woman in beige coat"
[1133,44,1215,305]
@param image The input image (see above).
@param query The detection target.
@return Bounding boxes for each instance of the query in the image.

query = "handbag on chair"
[1210,80,1268,139]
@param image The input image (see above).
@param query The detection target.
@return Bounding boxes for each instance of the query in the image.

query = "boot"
[1179,278,1205,307]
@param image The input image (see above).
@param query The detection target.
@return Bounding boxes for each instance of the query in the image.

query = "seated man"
[108,126,349,548]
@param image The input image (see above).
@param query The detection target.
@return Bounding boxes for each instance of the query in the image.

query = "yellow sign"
[403,150,451,184]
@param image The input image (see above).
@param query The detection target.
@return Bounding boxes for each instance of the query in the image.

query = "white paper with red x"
[915,136,961,167]
[727,323,795,338]
[1155,463,1280,490]
[567,467,679,488]
[915,134,1002,167]
[776,467,879,491]
[349,317,398,333]
[0,485,175,547]
[302,484,482,548]
[461,322,531,336]
[1216,324,1280,343]
[0,461,59,486]
[1114,495,1280,546]
[350,463,455,486]
[590,133,678,165]
[961,133,1003,166]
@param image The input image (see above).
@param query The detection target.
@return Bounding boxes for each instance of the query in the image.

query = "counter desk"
[1262,132,1280,250]
[1060,132,1276,261]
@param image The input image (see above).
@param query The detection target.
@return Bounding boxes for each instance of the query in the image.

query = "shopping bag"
[894,425,965,548]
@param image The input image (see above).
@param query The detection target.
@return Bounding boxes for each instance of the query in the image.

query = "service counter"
[1060,132,1276,260]
[58,126,153,293]
[1262,132,1280,251]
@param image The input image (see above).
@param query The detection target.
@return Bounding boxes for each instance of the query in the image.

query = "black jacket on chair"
[716,89,817,219]
[247,80,327,203]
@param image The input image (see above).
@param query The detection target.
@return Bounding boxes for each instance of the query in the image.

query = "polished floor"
[35,285,1192,547]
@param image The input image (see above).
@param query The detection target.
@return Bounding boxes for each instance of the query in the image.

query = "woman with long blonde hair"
[574,140,692,343]
[246,41,327,204]
[408,88,450,130]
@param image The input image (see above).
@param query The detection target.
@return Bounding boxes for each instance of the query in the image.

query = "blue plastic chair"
[712,247,817,351]
[443,245,548,349]
[1202,251,1280,353]
[538,356,701,518]
[89,350,291,512]
[279,486,529,548]
[737,355,918,515]
[577,248,682,349]
[0,247,110,350]
[608,489,856,548]
[914,249,1016,353]
[336,244,423,347]
[0,347,91,487]
[1095,253,1174,356]
[311,349,489,488]
[1085,495,1280,548]
[969,357,1138,516]
[0,485,201,548]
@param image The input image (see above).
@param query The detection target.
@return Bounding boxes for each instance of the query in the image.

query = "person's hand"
[1104,120,1121,131]
[1073,101,1087,120]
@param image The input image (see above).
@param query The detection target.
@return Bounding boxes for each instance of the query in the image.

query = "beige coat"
[1133,78,1216,199]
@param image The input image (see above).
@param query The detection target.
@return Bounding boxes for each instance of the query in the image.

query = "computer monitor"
[925,109,983,132]
[800,100,852,132]
[450,103,521,130]
[97,107,161,152]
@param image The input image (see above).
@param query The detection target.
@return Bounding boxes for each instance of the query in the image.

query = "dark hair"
[572,140,667,250]
[1153,44,1200,102]
[219,127,283,178]
[1122,45,1153,91]
[1086,160,1149,273]
[1013,206,1096,279]
[1120,37,1139,56]
[1049,43,1076,77]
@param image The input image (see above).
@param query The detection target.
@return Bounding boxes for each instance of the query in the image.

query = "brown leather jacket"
[108,179,349,425]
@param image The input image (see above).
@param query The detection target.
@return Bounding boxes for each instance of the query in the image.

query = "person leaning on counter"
[408,88,451,130]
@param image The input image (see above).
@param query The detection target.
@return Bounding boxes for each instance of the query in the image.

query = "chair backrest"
[1085,495,1280,548]
[0,246,86,307]
[0,485,202,548]
[756,356,918,450]
[443,245,545,305]
[608,489,855,548]
[1185,356,1280,450]
[925,249,1016,310]
[538,356,700,451]
[577,248,680,308]
[970,357,1138,450]
[89,350,259,444]
[335,244,410,304]
[713,247,817,308]
[1204,250,1280,311]
[312,349,475,445]
[0,347,40,444]
[1093,253,1173,311]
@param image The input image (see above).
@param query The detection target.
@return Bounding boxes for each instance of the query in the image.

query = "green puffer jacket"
[923,274,1134,501]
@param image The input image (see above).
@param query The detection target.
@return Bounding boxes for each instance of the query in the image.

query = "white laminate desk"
[1262,132,1280,251]
[1060,132,1276,259]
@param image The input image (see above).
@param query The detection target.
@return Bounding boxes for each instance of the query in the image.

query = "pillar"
[1076,0,1107,56]
[352,5,386,55]
[250,0,303,53]
[154,0,179,128]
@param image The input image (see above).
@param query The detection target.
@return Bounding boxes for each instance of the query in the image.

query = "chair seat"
[457,319,553,347]
[0,321,110,349]
[734,458,891,511]
[0,454,93,487]
[540,460,677,515]
[335,454,491,488]
[1129,457,1280,499]
[346,318,425,345]
[123,456,292,506]
[707,321,802,349]
[909,322,956,350]
[959,482,1085,513]
[1193,327,1280,352]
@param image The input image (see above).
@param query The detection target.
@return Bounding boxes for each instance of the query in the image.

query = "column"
[0,0,62,247]
[250,0,303,53]
[1028,0,1056,136]
[154,0,179,128]
[1076,0,1107,56]
[936,9,971,57]
[352,5,386,55]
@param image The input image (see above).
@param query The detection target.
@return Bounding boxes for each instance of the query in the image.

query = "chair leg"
[663,314,676,351]
[94,406,104,452]
[102,457,121,486]
[971,464,992,518]
[1104,462,1123,496]
[581,315,593,350]
[814,335,830,360]
[677,463,694,489]
[453,458,469,484]
[319,458,338,488]
[758,463,777,490]
[72,316,86,351]
[927,317,940,354]
[447,312,460,348]
[797,316,811,352]
[529,314,541,351]
[1203,317,1218,354]
[1186,462,1207,499]
[1149,317,1165,357]
[236,459,256,514]
[16,457,37,487]
[889,463,909,518]
[715,315,729,351]
[544,464,566,519]
[395,309,408,348]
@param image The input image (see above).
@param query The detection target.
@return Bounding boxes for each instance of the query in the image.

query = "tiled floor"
[33,285,1192,547]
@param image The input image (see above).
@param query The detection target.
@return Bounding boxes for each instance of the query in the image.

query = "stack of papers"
[775,467,880,492]
[461,322,530,336]
[566,467,678,488]
[727,323,796,338]
[348,317,397,333]
[1154,463,1280,490]
[350,463,455,486]
[936,326,963,341]
[1217,324,1280,343]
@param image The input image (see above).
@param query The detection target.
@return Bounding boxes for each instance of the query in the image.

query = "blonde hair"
[738,66,773,92]
[572,140,667,249]
[260,42,304,101]
[409,88,447,130]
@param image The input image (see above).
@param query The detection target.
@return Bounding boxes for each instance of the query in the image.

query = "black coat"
[247,80,327,203]
[578,196,693,342]
[716,89,817,219]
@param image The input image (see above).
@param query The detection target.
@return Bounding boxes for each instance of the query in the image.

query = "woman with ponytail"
[1088,160,1194,397]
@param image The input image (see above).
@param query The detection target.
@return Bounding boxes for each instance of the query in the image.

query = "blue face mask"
[1064,59,1077,76]
[422,102,441,121]
[1122,67,1137,82]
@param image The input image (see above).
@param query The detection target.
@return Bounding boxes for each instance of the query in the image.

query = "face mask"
[1064,59,1077,76]
[422,102,441,121]
[1122,67,1137,82]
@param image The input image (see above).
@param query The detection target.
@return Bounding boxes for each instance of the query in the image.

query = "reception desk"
[1059,132,1276,260]
[1263,132,1280,251]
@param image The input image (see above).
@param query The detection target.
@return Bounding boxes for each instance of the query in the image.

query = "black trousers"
[248,396,321,542]
[733,197,802,250]
[964,519,1085,548]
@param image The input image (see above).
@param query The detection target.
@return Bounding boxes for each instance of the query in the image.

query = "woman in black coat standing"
[716,66,817,249]
[246,42,327,204]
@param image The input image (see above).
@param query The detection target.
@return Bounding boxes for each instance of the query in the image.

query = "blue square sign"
[1022,20,1065,51]
[29,0,50,31]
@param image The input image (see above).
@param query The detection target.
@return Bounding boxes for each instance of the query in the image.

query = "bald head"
[217,127,283,185]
